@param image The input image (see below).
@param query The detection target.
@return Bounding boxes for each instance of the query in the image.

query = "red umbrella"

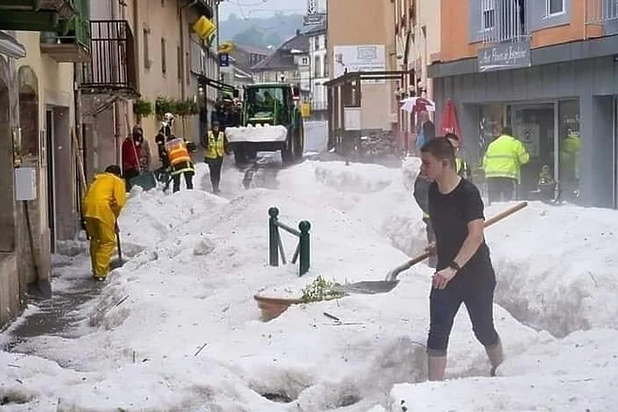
[440,99,462,140]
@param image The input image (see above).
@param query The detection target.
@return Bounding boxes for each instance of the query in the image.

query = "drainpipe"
[179,0,197,138]
[132,0,140,91]
[112,0,123,165]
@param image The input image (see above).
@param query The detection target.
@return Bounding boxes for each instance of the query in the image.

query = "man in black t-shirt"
[420,137,503,381]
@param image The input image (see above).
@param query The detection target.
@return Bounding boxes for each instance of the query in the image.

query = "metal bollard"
[298,220,311,276]
[268,207,279,267]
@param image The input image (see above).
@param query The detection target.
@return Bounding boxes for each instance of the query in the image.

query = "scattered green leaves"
[301,276,344,303]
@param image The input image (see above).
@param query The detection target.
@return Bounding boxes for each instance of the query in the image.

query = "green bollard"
[268,207,279,267]
[298,220,311,276]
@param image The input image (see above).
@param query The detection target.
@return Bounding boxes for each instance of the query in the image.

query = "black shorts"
[427,265,499,356]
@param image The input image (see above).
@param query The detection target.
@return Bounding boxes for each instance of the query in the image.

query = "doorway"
[45,109,56,253]
[509,103,555,197]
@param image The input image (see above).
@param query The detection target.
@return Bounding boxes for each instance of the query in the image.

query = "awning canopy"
[0,31,25,59]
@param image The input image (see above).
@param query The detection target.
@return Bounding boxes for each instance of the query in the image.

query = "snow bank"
[3,157,618,411]
[390,329,618,411]
[312,161,395,193]
[489,202,618,336]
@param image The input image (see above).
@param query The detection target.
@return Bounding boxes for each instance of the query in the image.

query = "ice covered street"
[1,124,618,411]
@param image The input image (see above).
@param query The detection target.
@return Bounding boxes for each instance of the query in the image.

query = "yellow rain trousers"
[82,172,126,279]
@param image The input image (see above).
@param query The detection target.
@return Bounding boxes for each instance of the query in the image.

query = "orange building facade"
[429,0,618,208]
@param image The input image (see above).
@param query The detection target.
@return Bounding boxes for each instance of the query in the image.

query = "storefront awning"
[0,31,25,59]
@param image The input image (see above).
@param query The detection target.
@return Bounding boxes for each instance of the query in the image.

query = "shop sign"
[478,40,531,72]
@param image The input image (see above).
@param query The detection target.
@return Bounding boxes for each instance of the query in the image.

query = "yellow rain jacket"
[82,172,127,227]
[483,134,530,182]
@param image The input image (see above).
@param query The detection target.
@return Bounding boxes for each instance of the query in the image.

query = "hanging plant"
[133,98,153,119]
[173,99,199,117]
[174,99,191,117]
[155,96,176,120]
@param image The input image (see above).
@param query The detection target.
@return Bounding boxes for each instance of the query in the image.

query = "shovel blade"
[338,280,400,295]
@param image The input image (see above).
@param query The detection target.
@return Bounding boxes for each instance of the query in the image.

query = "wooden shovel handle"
[401,201,528,271]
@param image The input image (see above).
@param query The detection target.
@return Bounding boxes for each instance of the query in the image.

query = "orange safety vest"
[165,138,191,166]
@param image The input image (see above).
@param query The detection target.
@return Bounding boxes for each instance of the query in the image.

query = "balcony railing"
[81,20,137,96]
[586,0,618,24]
[481,0,529,44]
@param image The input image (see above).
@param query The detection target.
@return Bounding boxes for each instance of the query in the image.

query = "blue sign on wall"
[219,53,229,67]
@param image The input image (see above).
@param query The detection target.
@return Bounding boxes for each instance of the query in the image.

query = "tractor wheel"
[281,134,294,164]
[234,148,247,165]
[294,123,305,159]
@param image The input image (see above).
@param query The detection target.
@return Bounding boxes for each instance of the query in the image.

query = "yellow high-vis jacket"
[483,134,530,182]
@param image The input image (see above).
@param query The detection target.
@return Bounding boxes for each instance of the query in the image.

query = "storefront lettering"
[478,41,531,72]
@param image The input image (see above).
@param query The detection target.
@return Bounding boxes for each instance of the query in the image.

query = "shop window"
[558,100,581,199]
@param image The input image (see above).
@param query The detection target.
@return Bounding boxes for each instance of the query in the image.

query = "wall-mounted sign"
[478,40,531,72]
[219,53,229,68]
[333,45,386,84]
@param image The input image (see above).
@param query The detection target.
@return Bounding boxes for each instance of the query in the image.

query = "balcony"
[0,0,76,31]
[39,0,90,62]
[480,0,529,44]
[80,20,137,97]
[586,0,618,35]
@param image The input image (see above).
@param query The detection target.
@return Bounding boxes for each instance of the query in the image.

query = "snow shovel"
[113,220,125,269]
[383,201,528,285]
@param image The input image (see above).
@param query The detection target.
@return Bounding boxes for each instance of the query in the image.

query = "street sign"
[219,53,229,68]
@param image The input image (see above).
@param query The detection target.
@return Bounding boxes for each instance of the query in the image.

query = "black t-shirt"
[428,178,490,272]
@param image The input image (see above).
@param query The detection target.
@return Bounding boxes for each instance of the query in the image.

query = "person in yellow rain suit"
[82,165,127,281]
[482,126,530,202]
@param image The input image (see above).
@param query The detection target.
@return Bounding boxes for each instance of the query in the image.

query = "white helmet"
[163,112,175,122]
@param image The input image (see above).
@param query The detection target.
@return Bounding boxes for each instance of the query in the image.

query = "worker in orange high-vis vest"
[82,165,126,281]
[165,135,197,193]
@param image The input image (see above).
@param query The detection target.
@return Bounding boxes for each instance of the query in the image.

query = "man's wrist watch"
[448,261,461,272]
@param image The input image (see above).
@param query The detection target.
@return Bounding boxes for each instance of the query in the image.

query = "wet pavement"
[2,255,122,353]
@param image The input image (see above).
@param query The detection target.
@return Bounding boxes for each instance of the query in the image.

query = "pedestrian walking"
[204,121,227,194]
[82,165,127,281]
[419,137,504,381]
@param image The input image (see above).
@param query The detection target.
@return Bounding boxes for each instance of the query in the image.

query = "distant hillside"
[220,13,304,49]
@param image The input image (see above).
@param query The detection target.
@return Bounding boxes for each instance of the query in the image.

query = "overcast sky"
[219,0,325,20]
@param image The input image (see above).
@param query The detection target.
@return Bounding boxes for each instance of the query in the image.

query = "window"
[547,0,564,15]
[324,53,329,77]
[161,38,167,75]
[314,55,321,77]
[300,56,309,65]
[482,0,496,30]
[143,27,150,69]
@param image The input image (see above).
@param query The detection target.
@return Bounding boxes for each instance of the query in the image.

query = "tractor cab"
[244,84,294,126]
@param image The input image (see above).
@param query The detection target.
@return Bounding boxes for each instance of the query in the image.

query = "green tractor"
[225,83,305,165]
